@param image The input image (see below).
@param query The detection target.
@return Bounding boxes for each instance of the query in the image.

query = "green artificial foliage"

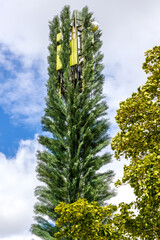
[31,5,115,239]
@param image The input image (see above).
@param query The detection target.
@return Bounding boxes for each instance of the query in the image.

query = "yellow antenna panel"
[70,38,78,66]
[56,32,62,42]
[56,45,62,70]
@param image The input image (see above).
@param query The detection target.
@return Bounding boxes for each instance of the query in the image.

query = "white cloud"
[1,233,40,240]
[1,233,41,240]
[0,47,46,124]
[0,0,160,126]
[100,148,136,205]
[107,157,136,205]
[0,136,42,238]
[0,136,135,239]
[110,184,135,205]
[0,0,49,58]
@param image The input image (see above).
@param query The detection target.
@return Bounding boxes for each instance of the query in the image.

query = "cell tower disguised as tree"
[32,6,114,239]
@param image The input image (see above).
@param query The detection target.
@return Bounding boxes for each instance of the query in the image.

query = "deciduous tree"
[111,46,160,239]
[54,198,116,240]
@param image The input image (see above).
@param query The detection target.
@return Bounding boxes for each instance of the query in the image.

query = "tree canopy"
[54,198,117,240]
[111,46,160,239]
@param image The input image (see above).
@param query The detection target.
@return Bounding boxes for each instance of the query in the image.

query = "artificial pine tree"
[31,5,115,240]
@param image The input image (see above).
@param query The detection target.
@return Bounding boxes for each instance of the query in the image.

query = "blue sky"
[0,106,34,157]
[0,46,37,158]
[0,45,44,158]
[0,0,160,239]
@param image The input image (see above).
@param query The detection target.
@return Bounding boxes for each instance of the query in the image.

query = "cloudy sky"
[0,0,160,239]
